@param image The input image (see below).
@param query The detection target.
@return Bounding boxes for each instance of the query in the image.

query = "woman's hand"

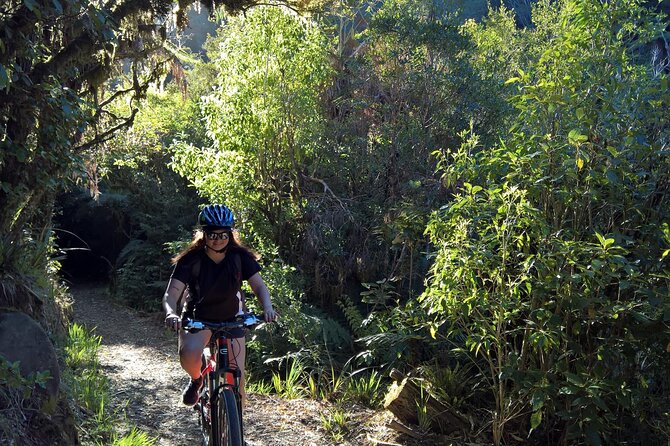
[263,307,279,322]
[165,313,181,331]
[248,273,278,323]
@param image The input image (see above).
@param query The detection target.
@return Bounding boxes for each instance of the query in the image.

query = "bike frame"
[205,332,244,438]
[184,314,262,446]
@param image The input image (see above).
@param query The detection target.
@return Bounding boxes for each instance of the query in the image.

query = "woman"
[163,204,278,406]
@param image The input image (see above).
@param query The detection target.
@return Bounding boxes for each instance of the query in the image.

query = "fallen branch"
[388,419,422,439]
[366,434,404,446]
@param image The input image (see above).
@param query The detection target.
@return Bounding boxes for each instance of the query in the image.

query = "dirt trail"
[71,284,398,446]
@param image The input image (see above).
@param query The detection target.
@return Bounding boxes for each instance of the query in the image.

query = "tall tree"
[0,0,320,313]
[172,5,332,256]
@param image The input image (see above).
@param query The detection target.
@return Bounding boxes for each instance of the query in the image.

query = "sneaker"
[182,376,203,406]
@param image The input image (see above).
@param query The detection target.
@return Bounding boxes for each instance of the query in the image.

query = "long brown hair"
[171,229,259,265]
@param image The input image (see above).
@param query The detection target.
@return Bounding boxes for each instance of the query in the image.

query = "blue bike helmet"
[198,204,235,229]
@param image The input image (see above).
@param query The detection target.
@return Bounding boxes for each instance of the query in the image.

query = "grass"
[111,427,157,446]
[319,406,350,443]
[247,353,390,444]
[260,354,388,410]
[271,358,307,399]
[247,378,273,395]
[346,369,384,408]
[63,323,156,446]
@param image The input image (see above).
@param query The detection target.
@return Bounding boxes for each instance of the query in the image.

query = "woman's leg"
[228,337,247,408]
[178,329,211,378]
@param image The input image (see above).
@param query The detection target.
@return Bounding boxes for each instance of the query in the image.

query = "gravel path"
[70,284,403,446]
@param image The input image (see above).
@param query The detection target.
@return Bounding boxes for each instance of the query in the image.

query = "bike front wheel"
[198,372,212,446]
[211,387,242,446]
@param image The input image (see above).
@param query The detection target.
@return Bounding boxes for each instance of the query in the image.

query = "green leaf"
[568,129,588,144]
[594,232,614,249]
[605,145,619,157]
[23,0,39,12]
[559,385,578,395]
[564,372,585,387]
[530,410,542,430]
[0,64,8,89]
[591,395,609,412]
[531,392,545,411]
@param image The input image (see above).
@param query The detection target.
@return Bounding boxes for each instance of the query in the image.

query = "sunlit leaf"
[530,410,542,430]
[568,129,588,144]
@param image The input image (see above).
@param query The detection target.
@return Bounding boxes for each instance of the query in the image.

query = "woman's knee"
[178,332,208,361]
[179,342,202,359]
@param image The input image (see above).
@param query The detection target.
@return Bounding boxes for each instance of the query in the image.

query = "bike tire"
[211,388,242,446]
[198,372,212,446]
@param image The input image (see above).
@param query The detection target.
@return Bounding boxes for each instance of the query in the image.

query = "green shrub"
[423,1,670,444]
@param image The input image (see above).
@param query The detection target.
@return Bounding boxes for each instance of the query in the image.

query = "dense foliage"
[2,0,669,443]
[0,0,320,443]
[423,1,670,444]
[164,0,669,443]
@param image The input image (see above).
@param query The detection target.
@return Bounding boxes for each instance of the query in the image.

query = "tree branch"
[75,108,138,152]
[300,173,352,219]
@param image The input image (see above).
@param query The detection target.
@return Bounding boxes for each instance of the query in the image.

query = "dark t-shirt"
[171,247,261,322]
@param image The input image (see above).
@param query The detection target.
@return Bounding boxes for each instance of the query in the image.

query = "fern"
[337,295,368,337]
[319,316,353,348]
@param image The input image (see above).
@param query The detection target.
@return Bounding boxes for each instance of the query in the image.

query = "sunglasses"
[205,231,230,241]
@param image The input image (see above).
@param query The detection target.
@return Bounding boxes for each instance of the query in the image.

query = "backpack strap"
[233,252,242,287]
[178,257,202,318]
[233,252,246,312]
[191,256,202,302]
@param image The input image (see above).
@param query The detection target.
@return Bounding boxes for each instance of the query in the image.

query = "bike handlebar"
[182,313,264,333]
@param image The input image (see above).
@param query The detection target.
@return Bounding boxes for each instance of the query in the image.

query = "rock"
[0,311,60,398]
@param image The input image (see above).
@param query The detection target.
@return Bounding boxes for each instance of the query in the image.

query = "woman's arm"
[163,278,186,331]
[247,272,278,322]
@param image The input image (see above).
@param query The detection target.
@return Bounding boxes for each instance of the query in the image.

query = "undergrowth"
[0,356,54,445]
[63,323,156,446]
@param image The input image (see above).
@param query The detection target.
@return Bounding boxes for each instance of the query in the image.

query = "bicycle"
[182,313,264,446]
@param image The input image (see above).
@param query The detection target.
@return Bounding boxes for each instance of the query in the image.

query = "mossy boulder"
[0,311,60,398]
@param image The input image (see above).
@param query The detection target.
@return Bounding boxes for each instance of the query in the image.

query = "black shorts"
[216,327,245,339]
